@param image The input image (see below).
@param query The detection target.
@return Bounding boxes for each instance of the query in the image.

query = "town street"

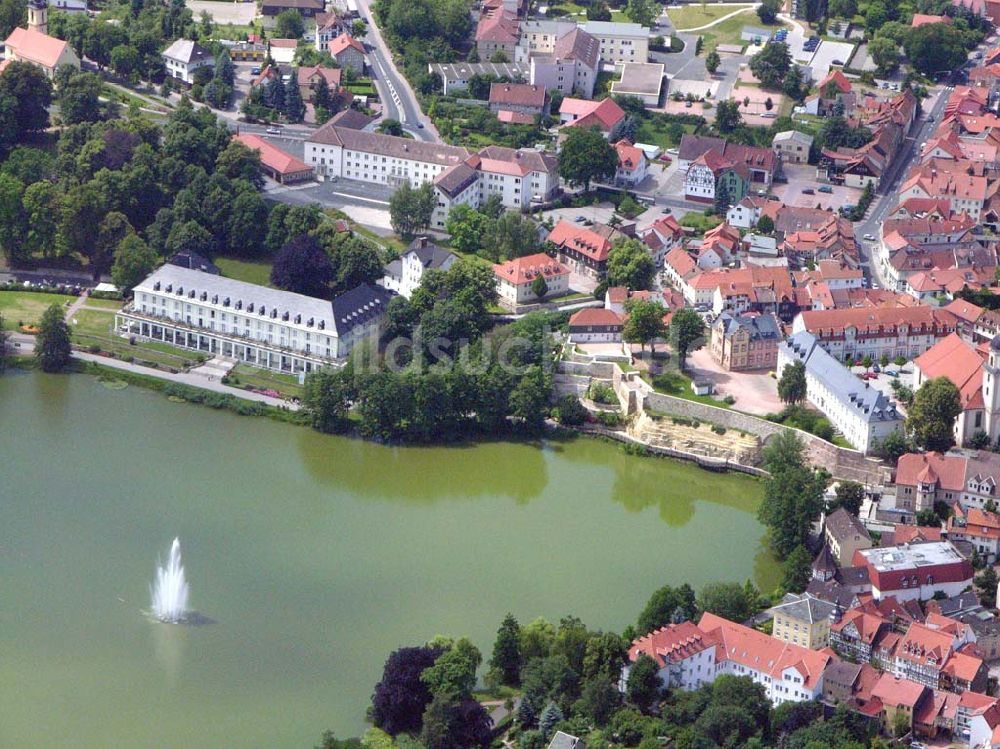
[354,0,439,141]
[854,85,953,289]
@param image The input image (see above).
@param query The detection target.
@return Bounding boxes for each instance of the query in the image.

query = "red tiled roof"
[615,139,645,171]
[561,97,626,131]
[548,220,614,263]
[4,27,71,69]
[489,83,547,108]
[329,34,365,56]
[798,305,955,337]
[493,253,568,285]
[942,650,984,682]
[912,12,950,25]
[698,612,831,690]
[569,308,623,327]
[497,110,535,124]
[913,333,985,409]
[872,673,927,708]
[233,133,313,177]
[628,622,714,667]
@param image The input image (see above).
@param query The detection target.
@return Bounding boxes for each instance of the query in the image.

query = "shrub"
[723,394,736,405]
[711,425,726,435]
[587,381,617,404]
[894,356,907,366]
[556,395,588,426]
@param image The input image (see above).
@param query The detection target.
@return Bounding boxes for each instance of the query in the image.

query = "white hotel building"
[303,124,559,229]
[116,265,393,374]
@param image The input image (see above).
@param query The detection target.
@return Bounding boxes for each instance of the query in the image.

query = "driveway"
[686,348,783,415]
[187,0,256,26]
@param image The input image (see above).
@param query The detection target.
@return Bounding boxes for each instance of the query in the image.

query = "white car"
[266,126,282,135]
[863,233,875,241]
[666,148,679,155]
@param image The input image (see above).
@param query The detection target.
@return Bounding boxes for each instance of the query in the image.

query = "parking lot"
[773,163,864,211]
[806,39,856,81]
[187,0,257,26]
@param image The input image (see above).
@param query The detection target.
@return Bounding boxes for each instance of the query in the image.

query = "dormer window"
[294,314,301,324]
[247,303,254,312]
[224,297,230,307]
[154,281,161,291]
[200,292,207,301]
[236,300,242,310]
[282,311,290,321]
[212,295,218,304]
[175,286,182,295]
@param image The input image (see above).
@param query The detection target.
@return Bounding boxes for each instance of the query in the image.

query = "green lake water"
[0,371,779,748]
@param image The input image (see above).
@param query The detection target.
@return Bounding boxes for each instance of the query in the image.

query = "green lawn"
[693,15,789,54]
[73,331,196,370]
[0,291,74,330]
[227,363,304,399]
[215,256,273,286]
[81,298,124,311]
[645,368,735,410]
[69,308,116,338]
[666,3,754,30]
[636,119,698,149]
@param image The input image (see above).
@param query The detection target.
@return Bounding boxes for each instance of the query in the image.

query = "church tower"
[983,336,1000,444]
[27,0,48,35]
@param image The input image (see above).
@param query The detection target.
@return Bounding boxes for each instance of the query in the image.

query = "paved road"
[854,85,952,290]
[355,0,439,142]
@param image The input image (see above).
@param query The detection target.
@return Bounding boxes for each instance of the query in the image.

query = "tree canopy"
[907,376,962,452]
[749,42,791,89]
[558,127,618,191]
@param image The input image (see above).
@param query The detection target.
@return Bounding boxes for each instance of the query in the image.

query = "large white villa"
[116,265,393,374]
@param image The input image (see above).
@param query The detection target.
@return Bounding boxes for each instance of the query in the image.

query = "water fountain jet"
[151,538,189,624]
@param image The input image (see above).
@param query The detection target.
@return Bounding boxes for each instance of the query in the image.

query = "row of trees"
[345,561,882,749]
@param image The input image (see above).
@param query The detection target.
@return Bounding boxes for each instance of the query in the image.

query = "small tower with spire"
[27,0,48,35]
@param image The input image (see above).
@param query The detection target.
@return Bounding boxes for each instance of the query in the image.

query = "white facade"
[161,40,214,85]
[685,162,716,202]
[582,21,650,65]
[496,270,568,306]
[778,331,904,453]
[118,266,390,374]
[381,246,457,298]
[529,56,596,98]
[620,647,715,693]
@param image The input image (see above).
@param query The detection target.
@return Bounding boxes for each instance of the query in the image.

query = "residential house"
[488,82,547,118]
[640,214,684,267]
[772,130,813,164]
[895,450,1000,515]
[777,331,904,452]
[942,299,985,342]
[825,507,873,567]
[830,608,892,665]
[678,134,778,185]
[782,215,859,268]
[568,308,624,342]
[870,674,928,735]
[613,139,648,186]
[161,39,213,85]
[947,503,1000,561]
[726,195,782,230]
[822,660,865,706]
[558,97,625,134]
[296,65,344,103]
[853,542,975,602]
[493,252,569,308]
[709,311,780,371]
[315,12,348,51]
[685,149,750,207]
[328,35,366,75]
[118,266,394,373]
[804,70,855,117]
[547,220,631,280]
[380,237,457,299]
[771,592,838,649]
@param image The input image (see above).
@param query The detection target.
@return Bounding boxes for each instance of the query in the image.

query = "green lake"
[0,371,778,748]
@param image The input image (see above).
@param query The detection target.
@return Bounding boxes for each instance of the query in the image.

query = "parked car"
[886,369,898,377]
[818,185,833,193]
[251,66,261,74]
[802,187,814,195]
[666,148,679,155]
[832,58,844,65]
[872,364,881,373]
[266,126,281,135]
[863,233,875,241]
[575,215,587,222]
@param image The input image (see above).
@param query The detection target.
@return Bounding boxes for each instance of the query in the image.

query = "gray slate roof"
[779,331,903,425]
[429,61,527,81]
[547,732,585,749]
[772,592,837,624]
[716,311,780,342]
[135,265,393,338]
[307,124,471,166]
[406,237,456,269]
[162,39,213,65]
[825,507,869,544]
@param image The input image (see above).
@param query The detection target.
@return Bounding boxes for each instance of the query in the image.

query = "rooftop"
[610,62,665,97]
[857,541,968,572]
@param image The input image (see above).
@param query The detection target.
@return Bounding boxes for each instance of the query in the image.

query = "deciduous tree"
[390,181,436,239]
[623,298,666,354]
[558,127,618,191]
[669,308,705,370]
[749,41,791,89]
[777,360,807,405]
[36,303,72,372]
[111,234,158,295]
[270,234,335,297]
[907,377,962,452]
[606,237,655,290]
[372,645,443,735]
[626,654,661,713]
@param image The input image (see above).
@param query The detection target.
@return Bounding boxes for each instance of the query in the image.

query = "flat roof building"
[853,542,974,602]
[610,62,664,106]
